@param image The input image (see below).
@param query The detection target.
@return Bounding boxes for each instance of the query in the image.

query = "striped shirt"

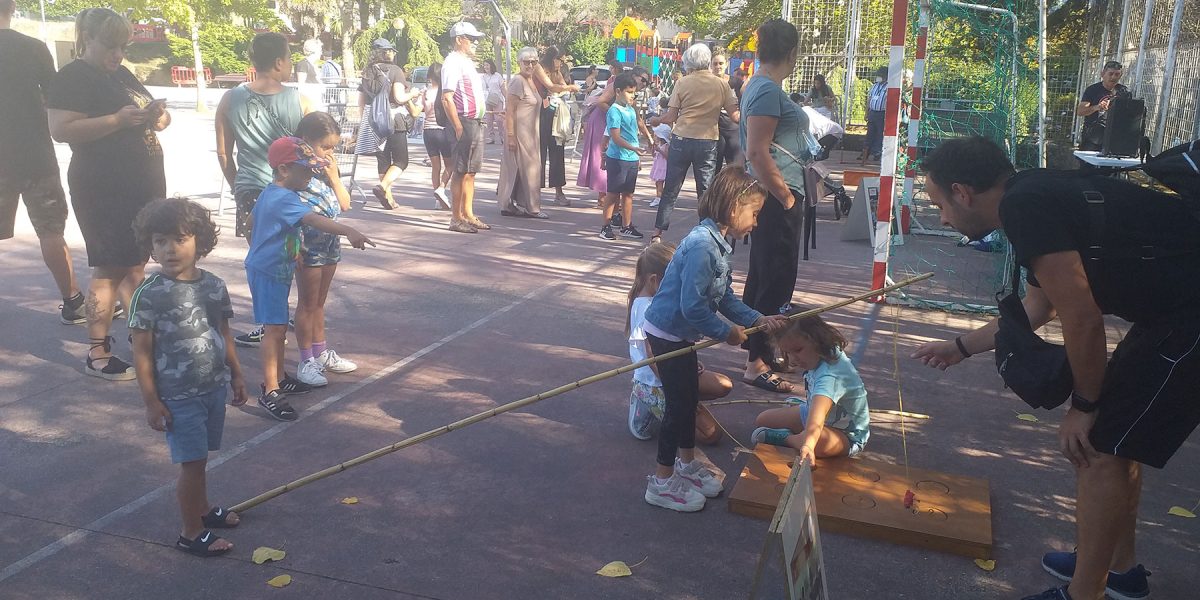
[867,82,888,112]
[441,51,486,119]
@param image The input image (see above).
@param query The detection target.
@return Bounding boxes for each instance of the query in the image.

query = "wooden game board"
[728,444,993,559]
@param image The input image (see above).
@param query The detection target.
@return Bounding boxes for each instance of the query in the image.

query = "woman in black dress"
[47,8,170,380]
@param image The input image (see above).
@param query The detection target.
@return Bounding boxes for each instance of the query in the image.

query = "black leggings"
[648,334,699,467]
[540,106,566,188]
[376,131,409,175]
[742,189,804,363]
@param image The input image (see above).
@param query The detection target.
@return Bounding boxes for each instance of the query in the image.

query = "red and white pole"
[871,0,911,293]
[901,2,929,232]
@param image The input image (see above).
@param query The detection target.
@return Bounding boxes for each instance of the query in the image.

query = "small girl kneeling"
[751,310,870,464]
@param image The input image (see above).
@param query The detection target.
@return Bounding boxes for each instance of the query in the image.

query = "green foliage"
[165,21,252,73]
[15,0,95,19]
[568,29,610,66]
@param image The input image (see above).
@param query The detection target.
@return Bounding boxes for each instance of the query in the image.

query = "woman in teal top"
[739,18,811,394]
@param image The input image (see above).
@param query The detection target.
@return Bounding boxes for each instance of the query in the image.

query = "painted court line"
[0,284,552,583]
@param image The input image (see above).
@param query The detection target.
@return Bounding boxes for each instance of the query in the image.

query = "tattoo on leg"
[85,290,102,322]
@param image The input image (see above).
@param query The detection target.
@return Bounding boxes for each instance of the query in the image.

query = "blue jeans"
[654,136,718,232]
[865,109,885,157]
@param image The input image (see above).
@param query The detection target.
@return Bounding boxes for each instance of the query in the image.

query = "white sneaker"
[649,197,661,207]
[675,458,723,498]
[644,473,705,512]
[433,187,451,210]
[297,358,328,387]
[318,349,357,373]
[628,393,657,440]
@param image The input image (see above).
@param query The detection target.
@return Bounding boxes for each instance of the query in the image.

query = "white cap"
[652,123,672,142]
[448,21,485,39]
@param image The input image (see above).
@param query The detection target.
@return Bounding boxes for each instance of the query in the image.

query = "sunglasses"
[522,59,538,65]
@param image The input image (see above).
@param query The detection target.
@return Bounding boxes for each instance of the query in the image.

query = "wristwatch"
[1070,391,1100,413]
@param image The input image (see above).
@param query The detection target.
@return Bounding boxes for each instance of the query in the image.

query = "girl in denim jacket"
[640,166,787,512]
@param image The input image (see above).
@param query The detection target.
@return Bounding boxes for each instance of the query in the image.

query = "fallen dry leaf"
[252,547,286,565]
[267,574,292,588]
[596,561,633,577]
[974,559,996,572]
[1016,413,1040,423]
[340,497,359,505]
[1167,506,1197,518]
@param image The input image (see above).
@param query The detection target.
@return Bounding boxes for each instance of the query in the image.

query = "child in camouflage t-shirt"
[129,198,247,558]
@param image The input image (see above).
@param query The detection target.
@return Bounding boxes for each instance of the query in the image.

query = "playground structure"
[780,0,1200,313]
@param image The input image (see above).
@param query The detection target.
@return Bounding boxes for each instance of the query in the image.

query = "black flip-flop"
[742,372,794,394]
[176,530,230,557]
[201,506,239,529]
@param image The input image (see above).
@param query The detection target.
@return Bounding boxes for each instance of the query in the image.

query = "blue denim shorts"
[605,157,640,195]
[247,268,292,325]
[164,387,227,464]
[301,225,341,267]
[795,397,866,456]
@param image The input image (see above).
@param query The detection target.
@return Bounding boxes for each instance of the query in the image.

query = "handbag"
[768,111,823,193]
[994,262,1073,410]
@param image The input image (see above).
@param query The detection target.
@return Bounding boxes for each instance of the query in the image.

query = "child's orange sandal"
[176,530,230,557]
[201,506,239,529]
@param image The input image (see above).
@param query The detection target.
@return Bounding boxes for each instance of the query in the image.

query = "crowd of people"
[3,4,1197,599]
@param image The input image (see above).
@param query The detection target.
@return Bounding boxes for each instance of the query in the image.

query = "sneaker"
[610,211,623,227]
[296,358,328,387]
[318,349,357,373]
[598,224,616,240]
[751,426,793,447]
[235,326,265,347]
[84,354,136,381]
[628,395,657,440]
[112,302,126,320]
[277,373,313,395]
[1041,551,1151,600]
[1020,587,1072,600]
[649,197,661,207]
[620,225,644,239]
[675,458,723,498]
[644,473,706,512]
[433,187,451,210]
[60,293,86,325]
[258,388,297,422]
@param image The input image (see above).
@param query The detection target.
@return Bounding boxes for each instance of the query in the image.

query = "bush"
[568,29,610,67]
[166,22,252,75]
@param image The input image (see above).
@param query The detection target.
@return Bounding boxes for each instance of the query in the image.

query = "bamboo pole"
[229,273,935,513]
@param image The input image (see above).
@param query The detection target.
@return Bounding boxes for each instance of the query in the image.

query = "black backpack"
[1117,139,1200,204]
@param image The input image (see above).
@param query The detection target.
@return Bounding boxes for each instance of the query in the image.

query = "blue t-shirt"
[244,183,313,282]
[803,348,870,447]
[738,76,812,186]
[605,102,640,161]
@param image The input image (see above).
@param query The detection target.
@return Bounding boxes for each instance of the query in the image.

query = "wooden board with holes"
[728,444,993,559]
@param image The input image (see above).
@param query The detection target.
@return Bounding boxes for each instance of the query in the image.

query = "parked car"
[409,66,429,91]
[570,65,611,91]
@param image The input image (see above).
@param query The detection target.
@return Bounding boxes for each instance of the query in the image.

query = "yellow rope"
[892,303,911,484]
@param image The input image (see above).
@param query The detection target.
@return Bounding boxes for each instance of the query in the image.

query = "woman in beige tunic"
[497,47,547,219]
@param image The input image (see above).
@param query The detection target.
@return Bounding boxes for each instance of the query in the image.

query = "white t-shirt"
[802,105,844,139]
[628,296,662,387]
[441,51,486,119]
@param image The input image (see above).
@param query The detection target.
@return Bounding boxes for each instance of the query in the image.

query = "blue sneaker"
[750,427,792,447]
[1021,587,1072,600]
[1041,551,1151,600]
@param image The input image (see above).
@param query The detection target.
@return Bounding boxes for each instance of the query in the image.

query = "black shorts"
[453,118,484,175]
[423,128,454,159]
[377,132,409,175]
[1090,318,1200,468]
[605,157,639,195]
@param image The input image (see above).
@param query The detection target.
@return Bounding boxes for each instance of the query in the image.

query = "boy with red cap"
[246,137,374,421]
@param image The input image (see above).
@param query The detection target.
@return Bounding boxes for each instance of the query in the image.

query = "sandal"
[85,336,135,381]
[742,372,794,394]
[175,530,231,557]
[467,217,491,230]
[650,235,662,244]
[201,506,239,529]
[372,185,396,210]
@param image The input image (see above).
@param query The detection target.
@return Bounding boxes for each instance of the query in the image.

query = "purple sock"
[312,341,327,357]
[300,347,313,362]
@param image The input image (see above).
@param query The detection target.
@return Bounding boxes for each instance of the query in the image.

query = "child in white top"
[648,120,671,208]
[751,309,871,465]
[626,244,733,442]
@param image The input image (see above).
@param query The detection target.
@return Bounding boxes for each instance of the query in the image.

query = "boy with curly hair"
[129,197,247,557]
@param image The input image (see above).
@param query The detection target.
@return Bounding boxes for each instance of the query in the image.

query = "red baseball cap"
[268,136,330,170]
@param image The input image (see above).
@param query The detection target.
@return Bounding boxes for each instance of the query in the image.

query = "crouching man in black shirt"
[911,136,1200,600]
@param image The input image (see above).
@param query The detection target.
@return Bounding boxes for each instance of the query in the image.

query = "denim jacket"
[645,219,763,342]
